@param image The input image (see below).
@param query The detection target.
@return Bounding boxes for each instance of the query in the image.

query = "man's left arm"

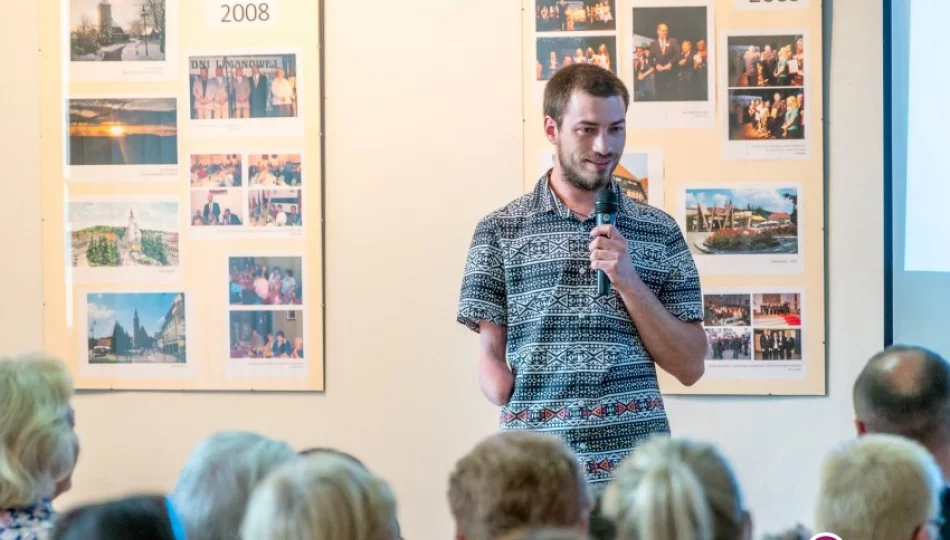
[590,224,707,386]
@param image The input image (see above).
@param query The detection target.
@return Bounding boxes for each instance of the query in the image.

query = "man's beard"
[556,146,614,192]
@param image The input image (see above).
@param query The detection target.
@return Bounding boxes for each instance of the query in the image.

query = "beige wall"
[2,0,882,537]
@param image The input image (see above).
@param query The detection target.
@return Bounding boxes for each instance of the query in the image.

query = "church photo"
[86,292,186,364]
[68,199,180,271]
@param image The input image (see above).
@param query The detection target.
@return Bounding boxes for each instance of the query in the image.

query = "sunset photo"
[68,97,178,166]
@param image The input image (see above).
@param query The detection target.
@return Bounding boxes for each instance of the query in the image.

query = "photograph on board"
[248,189,303,228]
[69,200,179,275]
[705,328,752,360]
[190,154,243,188]
[70,0,167,62]
[727,88,805,141]
[615,151,659,206]
[753,328,802,361]
[188,53,298,120]
[229,256,303,306]
[229,310,305,360]
[86,292,186,364]
[684,187,798,256]
[703,294,751,327]
[68,97,177,167]
[726,34,805,88]
[535,0,617,32]
[69,0,176,81]
[752,293,802,327]
[190,189,244,227]
[536,36,617,80]
[631,5,709,102]
[248,153,302,187]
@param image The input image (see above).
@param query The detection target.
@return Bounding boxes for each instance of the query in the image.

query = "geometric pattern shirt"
[457,174,703,487]
[0,500,54,540]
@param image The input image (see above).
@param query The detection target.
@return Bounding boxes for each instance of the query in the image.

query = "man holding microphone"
[457,63,707,487]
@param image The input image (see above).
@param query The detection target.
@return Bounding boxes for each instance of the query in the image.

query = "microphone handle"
[595,212,615,297]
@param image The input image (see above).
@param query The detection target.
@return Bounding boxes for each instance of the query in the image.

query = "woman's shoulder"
[0,503,55,540]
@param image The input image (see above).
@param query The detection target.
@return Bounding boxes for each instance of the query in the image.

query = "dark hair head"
[52,495,181,540]
[543,63,629,127]
[853,345,950,445]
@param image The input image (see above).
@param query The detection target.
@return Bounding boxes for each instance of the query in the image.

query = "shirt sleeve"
[658,224,704,322]
[457,215,507,332]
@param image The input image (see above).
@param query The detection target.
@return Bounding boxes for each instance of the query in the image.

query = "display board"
[38,0,324,391]
[524,0,824,395]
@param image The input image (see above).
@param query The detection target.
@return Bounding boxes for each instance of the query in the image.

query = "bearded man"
[456,63,707,488]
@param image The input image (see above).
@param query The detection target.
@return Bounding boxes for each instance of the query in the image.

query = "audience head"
[298,446,366,467]
[171,431,296,540]
[448,431,591,540]
[853,345,950,456]
[0,354,78,509]
[495,528,591,540]
[814,434,943,540]
[52,495,186,540]
[601,435,750,540]
[241,452,399,540]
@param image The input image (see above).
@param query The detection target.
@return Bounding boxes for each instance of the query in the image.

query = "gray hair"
[171,431,296,540]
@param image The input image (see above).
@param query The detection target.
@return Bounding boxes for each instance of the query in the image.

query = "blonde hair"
[815,434,942,540]
[602,436,745,540]
[448,431,591,540]
[495,528,590,540]
[0,354,77,508]
[240,453,399,540]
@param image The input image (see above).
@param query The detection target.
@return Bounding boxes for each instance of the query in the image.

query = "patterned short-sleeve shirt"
[458,174,703,486]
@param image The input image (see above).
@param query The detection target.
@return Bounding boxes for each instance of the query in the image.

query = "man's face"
[200,68,208,79]
[216,67,224,78]
[207,193,213,203]
[252,65,260,76]
[547,91,626,191]
[657,24,668,40]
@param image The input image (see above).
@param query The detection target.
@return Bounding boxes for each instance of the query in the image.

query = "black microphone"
[594,186,619,297]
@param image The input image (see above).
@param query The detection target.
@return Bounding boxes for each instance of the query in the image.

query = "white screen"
[903,0,950,271]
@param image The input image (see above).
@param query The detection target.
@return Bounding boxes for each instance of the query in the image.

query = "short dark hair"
[853,345,950,444]
[543,63,630,127]
[53,495,177,540]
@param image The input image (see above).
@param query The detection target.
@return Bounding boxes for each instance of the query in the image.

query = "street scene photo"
[86,292,186,364]
[684,187,798,255]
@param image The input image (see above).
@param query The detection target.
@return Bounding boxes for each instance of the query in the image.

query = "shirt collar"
[536,169,632,219]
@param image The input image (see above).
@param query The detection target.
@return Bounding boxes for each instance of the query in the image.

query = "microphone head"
[594,185,619,214]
